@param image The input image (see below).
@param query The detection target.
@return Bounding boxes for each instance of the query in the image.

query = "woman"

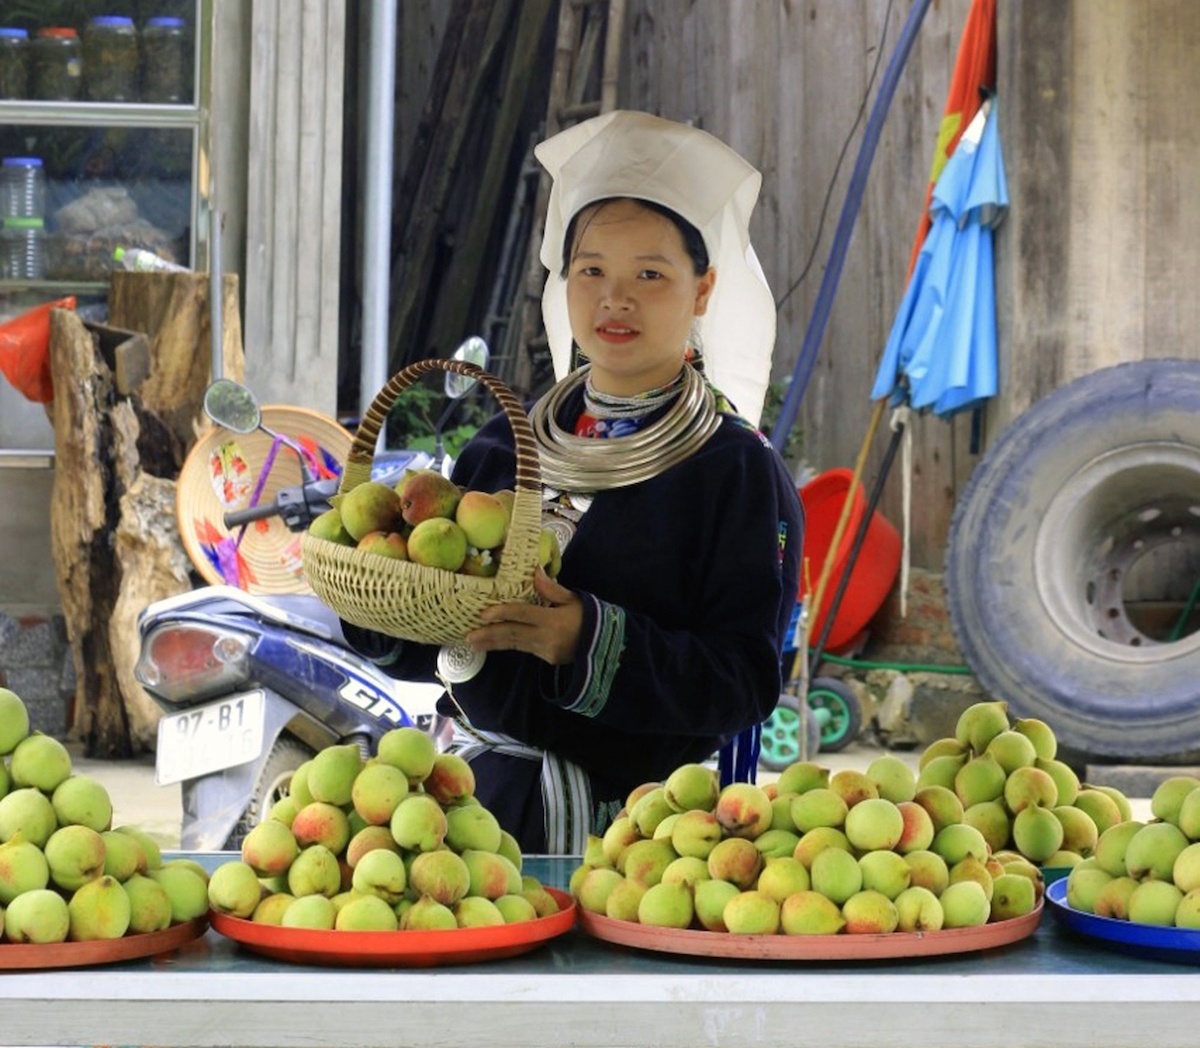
[348,111,803,853]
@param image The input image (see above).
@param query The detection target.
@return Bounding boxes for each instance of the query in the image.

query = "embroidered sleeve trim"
[566,598,625,718]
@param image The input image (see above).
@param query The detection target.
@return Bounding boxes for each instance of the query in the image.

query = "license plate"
[155,690,266,786]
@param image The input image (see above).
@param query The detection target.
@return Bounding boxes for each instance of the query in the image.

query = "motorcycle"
[135,339,490,850]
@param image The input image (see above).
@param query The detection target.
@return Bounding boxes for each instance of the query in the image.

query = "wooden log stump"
[48,275,246,757]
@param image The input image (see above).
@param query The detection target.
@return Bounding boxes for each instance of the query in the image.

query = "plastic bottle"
[112,247,190,273]
[0,157,46,220]
[1,217,46,279]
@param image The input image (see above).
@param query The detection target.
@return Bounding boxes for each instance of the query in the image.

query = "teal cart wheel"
[808,676,862,753]
[758,693,821,771]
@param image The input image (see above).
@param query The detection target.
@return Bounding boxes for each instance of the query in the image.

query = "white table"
[4,856,1200,1048]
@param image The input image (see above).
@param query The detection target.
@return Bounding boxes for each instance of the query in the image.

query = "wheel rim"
[1034,441,1200,661]
[760,703,806,768]
[248,767,295,825]
[808,686,855,748]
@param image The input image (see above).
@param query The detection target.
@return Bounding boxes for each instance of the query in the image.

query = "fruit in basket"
[397,469,463,526]
[779,889,847,935]
[538,527,563,578]
[335,481,406,541]
[10,733,73,793]
[1072,788,1123,836]
[664,762,721,813]
[68,874,132,940]
[1010,806,1064,864]
[0,687,31,755]
[357,530,409,560]
[113,825,163,871]
[462,849,522,900]
[455,490,511,550]
[5,887,70,944]
[714,782,773,839]
[407,517,469,571]
[44,825,107,892]
[309,507,356,546]
[895,800,936,854]
[51,775,114,833]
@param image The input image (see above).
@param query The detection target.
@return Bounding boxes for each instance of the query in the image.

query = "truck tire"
[946,359,1200,761]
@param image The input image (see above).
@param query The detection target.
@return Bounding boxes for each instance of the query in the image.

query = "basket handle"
[339,359,540,496]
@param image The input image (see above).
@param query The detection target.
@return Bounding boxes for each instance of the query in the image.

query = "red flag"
[905,0,997,278]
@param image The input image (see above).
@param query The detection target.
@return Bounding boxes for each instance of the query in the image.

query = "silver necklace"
[529,363,721,492]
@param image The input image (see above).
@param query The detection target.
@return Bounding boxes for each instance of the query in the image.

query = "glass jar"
[0,28,29,100]
[83,16,138,102]
[0,157,46,220]
[141,16,187,104]
[31,27,82,102]
[1,217,46,280]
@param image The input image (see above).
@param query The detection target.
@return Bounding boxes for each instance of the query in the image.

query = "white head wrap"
[534,110,777,427]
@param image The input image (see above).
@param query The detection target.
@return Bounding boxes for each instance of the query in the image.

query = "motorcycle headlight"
[135,623,253,705]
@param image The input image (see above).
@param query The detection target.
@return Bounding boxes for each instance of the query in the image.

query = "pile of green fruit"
[912,698,1134,869]
[1064,774,1200,928]
[567,699,1129,936]
[0,687,210,945]
[205,727,561,931]
[308,468,561,579]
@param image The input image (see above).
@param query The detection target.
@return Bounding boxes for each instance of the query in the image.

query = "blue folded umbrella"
[872,97,1008,418]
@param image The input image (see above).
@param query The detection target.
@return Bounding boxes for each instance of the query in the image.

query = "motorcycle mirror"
[444,336,490,400]
[204,378,261,434]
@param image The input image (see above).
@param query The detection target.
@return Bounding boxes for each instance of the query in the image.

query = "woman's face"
[566,199,715,396]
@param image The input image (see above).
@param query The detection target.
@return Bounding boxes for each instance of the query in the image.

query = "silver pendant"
[437,642,485,683]
[542,512,577,553]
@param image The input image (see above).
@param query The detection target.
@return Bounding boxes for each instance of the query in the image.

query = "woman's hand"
[467,568,583,665]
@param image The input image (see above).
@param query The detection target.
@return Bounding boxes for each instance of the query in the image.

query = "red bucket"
[799,468,902,651]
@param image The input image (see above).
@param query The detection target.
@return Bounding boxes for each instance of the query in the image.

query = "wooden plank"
[269,0,301,385]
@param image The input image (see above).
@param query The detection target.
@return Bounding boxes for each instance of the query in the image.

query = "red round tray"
[0,918,208,970]
[209,888,576,967]
[577,898,1042,961]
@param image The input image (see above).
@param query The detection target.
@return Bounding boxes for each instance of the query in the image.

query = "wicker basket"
[300,358,542,645]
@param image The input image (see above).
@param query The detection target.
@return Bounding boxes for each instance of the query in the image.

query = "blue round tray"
[1045,878,1200,964]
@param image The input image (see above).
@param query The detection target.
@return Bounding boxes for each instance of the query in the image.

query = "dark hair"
[560,197,710,278]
